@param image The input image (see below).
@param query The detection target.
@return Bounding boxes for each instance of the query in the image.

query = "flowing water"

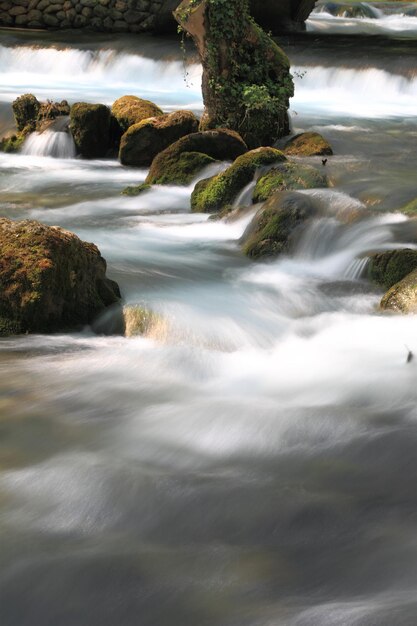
[1,6,417,625]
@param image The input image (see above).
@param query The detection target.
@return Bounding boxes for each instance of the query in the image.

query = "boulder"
[191,147,286,213]
[119,110,198,167]
[0,219,120,335]
[175,0,293,147]
[252,161,328,203]
[284,132,333,157]
[111,95,163,132]
[146,129,247,186]
[241,191,316,259]
[12,94,40,132]
[368,249,417,291]
[380,269,417,314]
[69,102,111,158]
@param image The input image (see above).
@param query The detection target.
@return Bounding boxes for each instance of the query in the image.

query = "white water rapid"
[1,11,417,626]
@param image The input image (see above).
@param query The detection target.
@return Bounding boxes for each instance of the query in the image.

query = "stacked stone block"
[0,0,164,33]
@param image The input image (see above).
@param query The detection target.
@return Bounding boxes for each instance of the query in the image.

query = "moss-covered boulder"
[241,191,316,259]
[119,110,198,167]
[12,94,41,132]
[380,269,417,314]
[191,147,285,213]
[284,132,333,157]
[252,162,328,203]
[175,0,293,147]
[0,219,121,336]
[111,96,163,133]
[69,103,111,159]
[368,249,417,291]
[146,129,247,186]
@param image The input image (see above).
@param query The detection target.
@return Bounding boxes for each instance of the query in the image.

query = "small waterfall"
[292,65,417,118]
[21,116,76,158]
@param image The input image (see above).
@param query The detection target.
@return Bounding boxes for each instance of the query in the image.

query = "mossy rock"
[368,249,417,291]
[146,129,247,186]
[119,110,199,167]
[12,94,40,132]
[111,95,163,133]
[0,218,121,335]
[122,183,152,197]
[70,103,111,159]
[284,132,333,157]
[380,268,417,314]
[241,191,316,259]
[149,151,216,186]
[0,130,29,154]
[253,162,328,203]
[191,147,286,213]
[399,197,417,216]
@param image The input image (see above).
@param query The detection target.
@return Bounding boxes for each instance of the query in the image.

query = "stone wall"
[0,0,316,33]
[0,0,164,33]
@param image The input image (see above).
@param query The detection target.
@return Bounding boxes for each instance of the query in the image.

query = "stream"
[1,4,417,625]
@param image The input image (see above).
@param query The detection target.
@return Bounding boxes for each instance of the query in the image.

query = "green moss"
[147,151,216,186]
[241,192,315,259]
[368,249,417,290]
[12,94,40,132]
[0,317,22,337]
[0,132,26,153]
[175,0,293,147]
[399,197,417,216]
[253,162,328,203]
[111,96,163,132]
[121,183,151,196]
[70,103,111,159]
[380,268,417,314]
[284,132,333,157]
[191,147,285,213]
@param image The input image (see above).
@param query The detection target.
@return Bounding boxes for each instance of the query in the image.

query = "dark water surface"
[1,6,417,625]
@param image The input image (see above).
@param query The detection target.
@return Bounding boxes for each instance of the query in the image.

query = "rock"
[380,269,417,314]
[252,162,328,203]
[111,95,163,132]
[241,191,316,259]
[0,219,120,335]
[146,129,247,185]
[12,94,40,132]
[367,249,417,291]
[175,0,293,147]
[119,110,198,167]
[191,147,285,213]
[284,132,333,157]
[0,131,29,153]
[69,102,111,158]
[121,183,151,196]
[399,197,417,216]
[148,151,216,186]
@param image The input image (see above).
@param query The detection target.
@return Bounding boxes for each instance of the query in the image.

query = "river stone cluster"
[0,0,164,32]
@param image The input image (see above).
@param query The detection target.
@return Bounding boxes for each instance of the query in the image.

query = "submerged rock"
[241,191,316,259]
[253,162,328,203]
[146,130,246,186]
[122,183,152,196]
[123,305,166,338]
[119,110,198,167]
[191,147,286,213]
[111,95,163,132]
[369,249,417,291]
[284,132,333,157]
[0,219,121,335]
[69,103,111,159]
